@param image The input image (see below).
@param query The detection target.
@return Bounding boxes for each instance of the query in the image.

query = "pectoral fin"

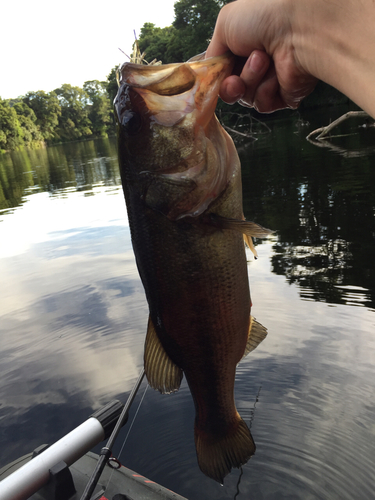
[144,316,183,394]
[243,233,258,258]
[241,316,268,359]
[203,213,273,258]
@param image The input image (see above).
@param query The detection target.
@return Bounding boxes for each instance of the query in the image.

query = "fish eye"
[121,110,142,135]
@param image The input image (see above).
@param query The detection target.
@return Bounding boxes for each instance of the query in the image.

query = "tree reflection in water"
[240,107,375,308]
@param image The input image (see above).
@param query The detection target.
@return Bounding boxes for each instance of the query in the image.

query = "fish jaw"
[116,53,233,126]
[114,54,235,220]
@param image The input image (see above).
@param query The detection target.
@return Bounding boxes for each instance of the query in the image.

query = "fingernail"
[249,52,264,73]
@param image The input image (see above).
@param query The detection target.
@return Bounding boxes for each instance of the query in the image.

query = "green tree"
[138,23,178,63]
[54,84,92,141]
[22,91,61,141]
[172,0,228,59]
[0,99,24,151]
[106,66,119,105]
[12,101,43,146]
[83,80,111,136]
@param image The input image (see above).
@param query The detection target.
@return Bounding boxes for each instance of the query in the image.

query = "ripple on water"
[234,355,375,500]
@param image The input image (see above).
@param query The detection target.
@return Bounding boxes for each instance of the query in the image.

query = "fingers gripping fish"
[114,53,271,483]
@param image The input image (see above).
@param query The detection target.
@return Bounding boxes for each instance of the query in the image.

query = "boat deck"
[0,450,188,500]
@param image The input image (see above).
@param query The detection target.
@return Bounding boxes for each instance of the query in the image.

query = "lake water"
[0,107,375,500]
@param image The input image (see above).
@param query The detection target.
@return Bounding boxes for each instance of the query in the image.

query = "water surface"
[0,109,375,499]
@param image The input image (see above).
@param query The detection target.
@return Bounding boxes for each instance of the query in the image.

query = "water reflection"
[0,117,375,499]
[240,112,375,308]
[0,201,147,464]
[0,137,120,213]
[1,125,374,310]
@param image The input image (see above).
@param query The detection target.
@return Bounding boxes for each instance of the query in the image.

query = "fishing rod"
[80,368,146,500]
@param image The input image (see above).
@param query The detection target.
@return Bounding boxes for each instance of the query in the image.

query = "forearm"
[291,0,375,117]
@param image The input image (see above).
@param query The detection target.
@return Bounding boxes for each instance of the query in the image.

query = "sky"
[1,0,177,100]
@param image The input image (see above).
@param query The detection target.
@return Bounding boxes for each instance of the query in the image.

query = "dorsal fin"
[144,316,183,394]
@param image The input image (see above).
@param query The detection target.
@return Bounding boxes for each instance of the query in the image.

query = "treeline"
[0,70,119,153]
[1,0,228,153]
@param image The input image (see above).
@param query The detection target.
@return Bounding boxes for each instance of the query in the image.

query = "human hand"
[206,0,318,112]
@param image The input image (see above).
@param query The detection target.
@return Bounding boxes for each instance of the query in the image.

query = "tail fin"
[194,414,255,483]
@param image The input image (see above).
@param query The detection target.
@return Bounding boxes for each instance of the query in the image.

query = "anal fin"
[242,316,268,359]
[144,316,183,394]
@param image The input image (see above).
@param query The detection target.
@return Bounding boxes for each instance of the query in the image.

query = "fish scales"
[115,53,270,483]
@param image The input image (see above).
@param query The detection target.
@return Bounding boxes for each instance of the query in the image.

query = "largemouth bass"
[114,53,271,483]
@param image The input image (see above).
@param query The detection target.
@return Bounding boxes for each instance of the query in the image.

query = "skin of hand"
[206,0,375,118]
[206,0,318,112]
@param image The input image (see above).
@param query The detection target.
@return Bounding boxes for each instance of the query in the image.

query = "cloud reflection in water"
[0,190,149,465]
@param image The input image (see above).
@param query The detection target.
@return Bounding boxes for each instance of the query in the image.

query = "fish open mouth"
[115,53,236,220]
[143,64,196,96]
[117,53,233,94]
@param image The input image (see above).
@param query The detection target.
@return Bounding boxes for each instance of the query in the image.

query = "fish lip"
[117,51,233,72]
[116,53,234,132]
[115,52,234,126]
[117,52,235,90]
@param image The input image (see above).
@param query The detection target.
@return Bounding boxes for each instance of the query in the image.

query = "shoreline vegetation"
[0,0,351,154]
[0,75,119,154]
